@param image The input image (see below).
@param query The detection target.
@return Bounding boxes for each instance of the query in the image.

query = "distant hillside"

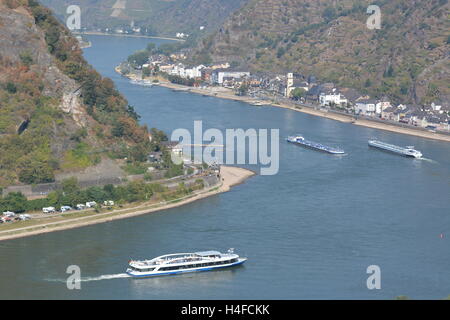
[192,0,450,105]
[0,0,152,187]
[40,0,248,38]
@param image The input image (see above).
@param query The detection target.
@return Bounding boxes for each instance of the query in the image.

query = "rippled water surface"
[0,35,449,299]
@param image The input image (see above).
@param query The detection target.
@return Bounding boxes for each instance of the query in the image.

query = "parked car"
[2,211,16,217]
[76,204,86,210]
[19,214,31,221]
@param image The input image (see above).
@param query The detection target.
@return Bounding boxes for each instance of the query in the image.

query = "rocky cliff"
[0,0,150,187]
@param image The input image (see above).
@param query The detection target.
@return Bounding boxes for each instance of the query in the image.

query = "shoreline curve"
[118,69,450,143]
[0,166,255,242]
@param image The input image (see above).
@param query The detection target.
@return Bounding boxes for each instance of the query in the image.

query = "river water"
[0,35,449,300]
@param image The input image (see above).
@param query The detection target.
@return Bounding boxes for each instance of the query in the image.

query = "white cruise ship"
[368,140,423,158]
[126,249,246,278]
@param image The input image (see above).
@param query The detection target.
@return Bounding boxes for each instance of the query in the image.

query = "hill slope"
[40,0,248,38]
[0,0,150,187]
[192,0,450,104]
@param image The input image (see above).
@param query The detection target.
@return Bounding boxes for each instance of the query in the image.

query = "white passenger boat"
[368,140,422,158]
[126,249,246,278]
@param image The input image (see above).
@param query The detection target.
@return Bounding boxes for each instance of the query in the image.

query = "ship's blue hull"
[127,259,246,278]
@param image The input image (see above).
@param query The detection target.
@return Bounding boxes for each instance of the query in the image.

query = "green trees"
[0,98,62,185]
[164,164,184,178]
[5,82,17,94]
[18,161,55,184]
[0,178,170,214]
[0,192,27,213]
[142,67,151,78]
[126,105,141,121]
[276,47,286,58]
[127,50,150,67]
[0,1,168,188]
[168,75,198,87]
[237,83,249,96]
[0,167,208,213]
[70,128,88,142]
[290,88,306,100]
[322,6,337,21]
[19,51,34,67]
[146,43,156,52]
[383,65,395,78]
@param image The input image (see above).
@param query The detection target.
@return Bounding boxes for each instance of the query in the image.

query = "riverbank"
[275,103,450,142]
[169,82,450,142]
[74,31,184,42]
[0,166,255,242]
[119,70,450,142]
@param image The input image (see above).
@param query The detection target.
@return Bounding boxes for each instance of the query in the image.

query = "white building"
[170,64,205,79]
[285,73,309,97]
[319,89,348,107]
[215,71,250,84]
[376,99,392,115]
[431,103,442,112]
[355,99,378,116]
[176,33,189,38]
[185,65,205,79]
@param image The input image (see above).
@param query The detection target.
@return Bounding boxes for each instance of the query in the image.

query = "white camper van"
[60,206,72,212]
[42,207,56,214]
[86,201,97,208]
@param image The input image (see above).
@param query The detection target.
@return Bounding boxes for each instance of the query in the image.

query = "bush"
[18,161,55,184]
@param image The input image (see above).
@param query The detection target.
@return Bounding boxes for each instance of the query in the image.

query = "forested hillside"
[192,0,450,104]
[0,0,153,187]
[40,0,247,38]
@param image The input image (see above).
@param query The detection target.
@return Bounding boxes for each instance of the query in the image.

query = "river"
[0,35,449,299]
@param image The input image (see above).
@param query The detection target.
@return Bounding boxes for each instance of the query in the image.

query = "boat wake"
[418,157,437,164]
[79,273,131,282]
[45,273,131,283]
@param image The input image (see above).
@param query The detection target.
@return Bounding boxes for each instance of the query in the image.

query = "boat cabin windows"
[158,258,238,271]
[130,266,155,272]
